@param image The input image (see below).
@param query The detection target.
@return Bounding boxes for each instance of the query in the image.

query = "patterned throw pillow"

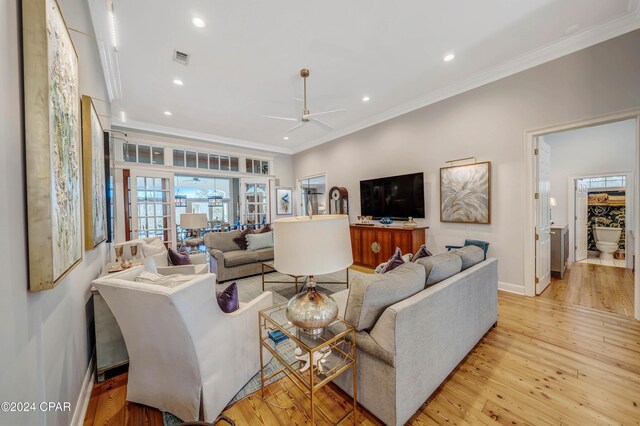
[232,227,255,250]
[168,248,192,265]
[380,247,405,273]
[217,282,239,313]
[411,244,432,262]
[259,224,272,233]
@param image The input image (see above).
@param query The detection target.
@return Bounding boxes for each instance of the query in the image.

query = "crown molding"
[292,9,640,154]
[114,119,294,154]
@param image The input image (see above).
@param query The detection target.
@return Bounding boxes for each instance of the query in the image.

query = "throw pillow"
[259,224,272,233]
[450,245,485,270]
[217,282,239,313]
[344,262,426,331]
[374,253,413,274]
[416,253,463,287]
[412,244,432,262]
[246,231,274,251]
[142,256,158,274]
[141,238,166,257]
[380,247,404,273]
[168,248,192,265]
[233,228,255,250]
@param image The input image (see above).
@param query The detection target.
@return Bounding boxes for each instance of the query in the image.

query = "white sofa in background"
[119,237,209,275]
[92,267,273,422]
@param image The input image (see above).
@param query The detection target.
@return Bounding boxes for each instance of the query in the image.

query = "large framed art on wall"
[82,96,108,249]
[440,161,491,224]
[23,0,82,291]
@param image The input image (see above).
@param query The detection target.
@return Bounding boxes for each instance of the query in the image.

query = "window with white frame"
[123,142,164,165]
[581,175,626,189]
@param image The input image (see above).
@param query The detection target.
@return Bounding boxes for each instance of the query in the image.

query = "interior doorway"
[524,111,640,320]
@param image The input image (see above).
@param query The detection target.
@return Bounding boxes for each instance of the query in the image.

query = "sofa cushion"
[224,250,260,267]
[141,238,166,257]
[345,262,426,331]
[205,230,242,252]
[247,231,274,251]
[233,228,255,250]
[417,253,462,287]
[450,245,485,270]
[253,247,274,262]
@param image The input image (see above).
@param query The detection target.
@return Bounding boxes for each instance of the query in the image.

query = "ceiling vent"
[173,50,190,65]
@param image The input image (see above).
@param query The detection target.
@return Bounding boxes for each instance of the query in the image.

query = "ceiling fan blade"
[303,109,346,119]
[311,118,333,130]
[287,122,305,133]
[263,115,298,122]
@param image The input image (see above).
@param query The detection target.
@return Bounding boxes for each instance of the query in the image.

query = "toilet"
[594,227,622,261]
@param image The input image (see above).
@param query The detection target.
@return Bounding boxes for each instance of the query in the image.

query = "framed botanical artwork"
[440,161,491,224]
[23,0,82,290]
[276,188,293,215]
[82,96,108,249]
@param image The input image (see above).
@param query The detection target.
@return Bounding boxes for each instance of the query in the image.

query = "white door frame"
[567,172,634,268]
[523,108,640,320]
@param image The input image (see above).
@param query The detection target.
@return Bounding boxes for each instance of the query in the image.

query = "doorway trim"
[523,108,640,320]
[566,172,634,268]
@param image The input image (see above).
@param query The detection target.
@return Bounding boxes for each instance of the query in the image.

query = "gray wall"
[293,30,640,292]
[0,0,111,425]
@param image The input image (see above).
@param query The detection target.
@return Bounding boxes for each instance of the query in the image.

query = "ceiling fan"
[264,68,345,133]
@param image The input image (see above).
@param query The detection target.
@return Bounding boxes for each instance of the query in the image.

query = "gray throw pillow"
[345,262,426,331]
[417,253,462,287]
[450,245,485,270]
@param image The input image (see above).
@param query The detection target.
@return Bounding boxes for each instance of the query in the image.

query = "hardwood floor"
[85,291,640,425]
[540,261,635,317]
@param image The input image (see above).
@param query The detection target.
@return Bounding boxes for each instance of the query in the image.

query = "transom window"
[581,176,626,189]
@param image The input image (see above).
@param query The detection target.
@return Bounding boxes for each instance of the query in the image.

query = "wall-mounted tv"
[360,172,425,220]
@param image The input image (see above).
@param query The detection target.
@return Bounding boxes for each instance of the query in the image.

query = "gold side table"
[259,303,357,425]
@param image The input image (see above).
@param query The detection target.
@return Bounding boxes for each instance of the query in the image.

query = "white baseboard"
[498,282,525,294]
[70,352,96,426]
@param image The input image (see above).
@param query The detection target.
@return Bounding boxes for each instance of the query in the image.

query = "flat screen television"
[360,172,425,220]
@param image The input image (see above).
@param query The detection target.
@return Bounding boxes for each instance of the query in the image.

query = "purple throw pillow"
[233,227,255,250]
[168,248,192,265]
[259,224,272,233]
[217,282,239,313]
[411,244,432,262]
[381,247,405,273]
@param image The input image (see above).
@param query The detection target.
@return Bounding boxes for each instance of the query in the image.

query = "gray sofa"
[204,230,273,282]
[332,248,498,426]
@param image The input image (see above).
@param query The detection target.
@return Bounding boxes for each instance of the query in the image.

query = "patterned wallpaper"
[587,190,625,251]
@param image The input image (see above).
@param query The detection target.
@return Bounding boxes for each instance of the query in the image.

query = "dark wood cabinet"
[350,225,428,269]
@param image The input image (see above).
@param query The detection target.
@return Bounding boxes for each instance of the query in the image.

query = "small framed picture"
[276,188,293,215]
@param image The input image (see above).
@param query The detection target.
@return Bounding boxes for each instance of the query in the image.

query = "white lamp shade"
[274,215,353,276]
[180,213,208,229]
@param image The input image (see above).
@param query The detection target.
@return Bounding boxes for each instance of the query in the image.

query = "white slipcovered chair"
[92,267,273,422]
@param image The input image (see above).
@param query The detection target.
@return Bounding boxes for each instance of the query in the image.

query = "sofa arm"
[157,265,200,275]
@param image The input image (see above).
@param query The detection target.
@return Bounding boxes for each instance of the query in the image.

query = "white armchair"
[118,237,209,275]
[92,267,273,422]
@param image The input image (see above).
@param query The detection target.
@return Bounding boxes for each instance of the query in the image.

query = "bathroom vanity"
[551,225,569,279]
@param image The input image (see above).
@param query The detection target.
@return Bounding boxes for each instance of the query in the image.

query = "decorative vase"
[130,245,138,260]
[114,245,123,263]
[403,217,418,229]
[379,217,393,225]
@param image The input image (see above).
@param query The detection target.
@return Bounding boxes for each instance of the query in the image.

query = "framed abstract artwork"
[276,188,293,215]
[82,96,108,249]
[440,161,491,224]
[23,0,82,290]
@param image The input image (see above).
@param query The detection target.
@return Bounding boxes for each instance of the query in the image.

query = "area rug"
[163,269,362,425]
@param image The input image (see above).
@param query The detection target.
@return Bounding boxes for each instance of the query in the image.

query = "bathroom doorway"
[569,174,632,269]
[525,113,639,319]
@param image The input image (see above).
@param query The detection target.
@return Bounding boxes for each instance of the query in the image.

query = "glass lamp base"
[286,275,338,335]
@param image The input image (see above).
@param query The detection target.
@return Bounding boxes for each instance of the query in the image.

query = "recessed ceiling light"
[173,79,184,86]
[192,17,206,28]
[362,96,370,102]
[443,53,455,62]
[164,111,172,116]
[283,136,289,140]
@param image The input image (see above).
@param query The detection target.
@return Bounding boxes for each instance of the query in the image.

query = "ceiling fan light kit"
[264,68,346,134]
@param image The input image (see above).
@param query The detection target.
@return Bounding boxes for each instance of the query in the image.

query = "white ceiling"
[107,0,640,154]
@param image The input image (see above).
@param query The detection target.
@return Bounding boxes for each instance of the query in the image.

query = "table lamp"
[274,214,353,335]
[180,213,208,238]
